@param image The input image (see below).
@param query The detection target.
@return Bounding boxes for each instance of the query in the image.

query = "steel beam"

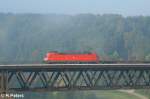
[0,64,150,92]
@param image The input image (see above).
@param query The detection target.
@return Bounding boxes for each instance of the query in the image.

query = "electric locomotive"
[44,51,100,63]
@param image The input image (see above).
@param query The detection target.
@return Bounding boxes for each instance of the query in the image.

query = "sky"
[0,0,149,16]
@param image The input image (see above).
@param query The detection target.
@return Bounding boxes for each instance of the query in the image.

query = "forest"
[0,13,150,98]
[0,13,150,63]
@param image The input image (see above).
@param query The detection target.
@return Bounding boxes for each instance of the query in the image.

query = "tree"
[145,54,150,61]
[111,51,120,60]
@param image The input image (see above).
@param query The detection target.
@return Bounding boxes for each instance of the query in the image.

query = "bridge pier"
[0,71,8,93]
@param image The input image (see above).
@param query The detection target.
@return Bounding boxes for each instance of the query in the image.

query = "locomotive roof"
[48,51,95,54]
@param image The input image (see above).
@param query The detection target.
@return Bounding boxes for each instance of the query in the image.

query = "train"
[44,51,100,63]
[43,51,150,64]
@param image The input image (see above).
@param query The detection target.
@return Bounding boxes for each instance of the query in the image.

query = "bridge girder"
[0,64,150,92]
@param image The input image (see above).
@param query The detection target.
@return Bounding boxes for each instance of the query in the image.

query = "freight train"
[44,51,100,63]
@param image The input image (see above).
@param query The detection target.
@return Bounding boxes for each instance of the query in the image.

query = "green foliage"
[0,13,149,63]
[145,54,150,61]
[136,89,150,99]
[111,51,121,60]
[24,91,142,99]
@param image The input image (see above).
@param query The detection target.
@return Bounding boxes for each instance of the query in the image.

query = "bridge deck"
[0,64,150,70]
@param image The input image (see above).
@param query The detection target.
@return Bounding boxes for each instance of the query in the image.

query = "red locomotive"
[44,51,100,63]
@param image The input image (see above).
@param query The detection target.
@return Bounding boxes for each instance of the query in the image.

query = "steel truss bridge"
[0,64,150,92]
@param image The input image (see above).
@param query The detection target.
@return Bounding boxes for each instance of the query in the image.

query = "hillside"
[0,13,150,63]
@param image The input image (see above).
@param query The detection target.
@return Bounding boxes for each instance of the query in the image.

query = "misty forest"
[0,13,150,99]
[0,13,150,63]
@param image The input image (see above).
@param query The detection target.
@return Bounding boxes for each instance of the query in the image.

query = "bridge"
[0,64,150,92]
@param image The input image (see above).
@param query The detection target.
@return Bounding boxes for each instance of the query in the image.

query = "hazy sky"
[0,0,149,16]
